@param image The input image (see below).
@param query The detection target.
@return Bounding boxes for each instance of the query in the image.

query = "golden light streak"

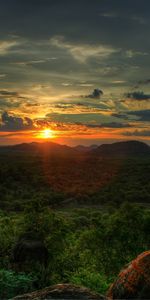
[41,129,54,139]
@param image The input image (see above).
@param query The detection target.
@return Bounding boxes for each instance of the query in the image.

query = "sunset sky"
[0,0,150,145]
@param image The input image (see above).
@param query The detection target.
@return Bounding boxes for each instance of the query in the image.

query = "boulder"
[12,283,105,299]
[107,250,150,299]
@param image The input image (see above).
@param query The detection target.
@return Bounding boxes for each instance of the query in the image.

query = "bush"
[0,269,35,298]
[70,268,111,294]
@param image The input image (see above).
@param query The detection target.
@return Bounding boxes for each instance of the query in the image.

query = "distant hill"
[73,144,98,152]
[0,140,150,157]
[0,141,77,155]
[91,140,150,156]
[0,140,149,204]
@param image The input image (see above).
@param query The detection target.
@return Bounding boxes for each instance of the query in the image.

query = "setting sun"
[42,129,54,139]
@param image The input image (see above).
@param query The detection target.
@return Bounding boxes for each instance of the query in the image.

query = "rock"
[107,250,150,299]
[12,283,105,299]
[12,235,48,265]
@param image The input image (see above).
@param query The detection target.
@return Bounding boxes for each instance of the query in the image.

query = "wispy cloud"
[12,57,58,66]
[50,36,118,63]
[125,49,148,58]
[0,40,19,55]
[99,12,147,25]
[0,74,7,79]
[124,129,150,137]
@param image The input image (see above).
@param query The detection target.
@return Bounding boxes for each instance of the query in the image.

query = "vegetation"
[0,202,149,298]
[0,270,34,299]
[0,148,149,298]
[0,152,149,211]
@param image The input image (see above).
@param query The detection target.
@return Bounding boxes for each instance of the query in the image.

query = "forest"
[0,141,150,298]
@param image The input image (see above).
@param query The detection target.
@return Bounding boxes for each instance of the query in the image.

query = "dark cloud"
[0,0,150,50]
[0,2,149,89]
[0,90,39,110]
[84,89,103,99]
[77,122,132,129]
[136,79,150,86]
[123,130,150,137]
[125,91,150,100]
[112,110,150,122]
[100,122,132,128]
[0,90,18,97]
[111,113,129,120]
[0,111,34,131]
[127,109,150,121]
[0,90,27,100]
[0,98,20,108]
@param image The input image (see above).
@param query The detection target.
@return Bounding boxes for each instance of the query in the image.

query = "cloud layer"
[0,0,150,143]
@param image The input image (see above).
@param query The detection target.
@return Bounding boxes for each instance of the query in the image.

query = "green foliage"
[0,202,150,298]
[70,268,110,294]
[0,152,149,297]
[0,270,35,299]
[0,203,149,298]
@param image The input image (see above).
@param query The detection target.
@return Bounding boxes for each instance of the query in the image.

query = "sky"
[0,0,150,145]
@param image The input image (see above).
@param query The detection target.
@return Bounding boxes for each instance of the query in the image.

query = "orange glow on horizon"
[38,128,55,139]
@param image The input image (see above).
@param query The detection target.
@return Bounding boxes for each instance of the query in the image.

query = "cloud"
[0,90,19,97]
[0,74,6,79]
[112,109,150,122]
[123,130,150,137]
[125,50,148,58]
[0,112,34,131]
[137,79,150,85]
[100,122,132,128]
[130,15,147,25]
[0,90,31,110]
[111,80,126,84]
[85,122,132,129]
[13,60,46,66]
[45,111,110,124]
[112,113,129,120]
[84,88,103,99]
[50,99,109,114]
[127,109,150,121]
[134,79,150,89]
[99,12,118,18]
[0,89,39,111]
[50,36,118,63]
[125,91,150,100]
[0,40,19,55]
[99,12,147,25]
[35,119,98,135]
[0,99,20,109]
[12,58,57,66]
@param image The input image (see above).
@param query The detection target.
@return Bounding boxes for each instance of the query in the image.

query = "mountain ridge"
[0,140,150,156]
[91,140,150,156]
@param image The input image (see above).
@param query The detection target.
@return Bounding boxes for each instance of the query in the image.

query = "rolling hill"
[91,140,150,156]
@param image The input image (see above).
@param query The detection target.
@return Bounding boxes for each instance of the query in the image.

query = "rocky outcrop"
[12,283,105,299]
[107,250,150,299]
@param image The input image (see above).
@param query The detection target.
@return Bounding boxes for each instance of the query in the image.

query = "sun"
[42,129,54,139]
[36,128,56,139]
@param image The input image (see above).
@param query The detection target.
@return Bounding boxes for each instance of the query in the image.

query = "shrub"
[0,269,35,298]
